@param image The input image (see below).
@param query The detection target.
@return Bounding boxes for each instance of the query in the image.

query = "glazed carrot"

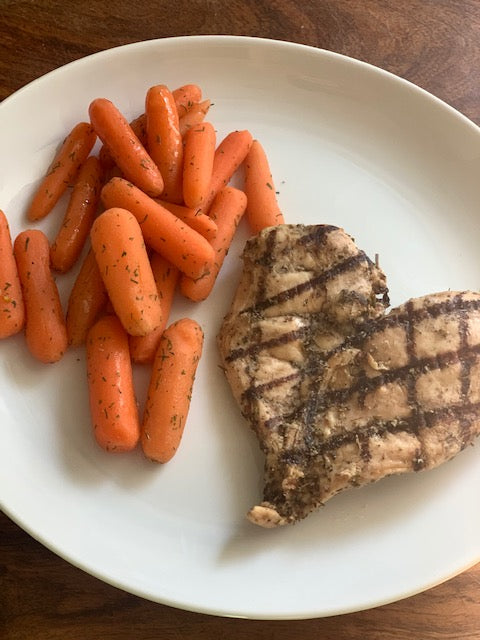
[89,97,164,197]
[27,122,97,221]
[180,187,247,302]
[244,139,284,233]
[107,86,202,151]
[179,99,211,137]
[50,156,104,273]
[86,314,140,452]
[200,129,253,214]
[129,253,180,364]
[183,122,216,209]
[156,199,217,241]
[141,317,204,463]
[90,207,162,336]
[13,230,67,363]
[100,177,215,280]
[65,248,108,347]
[145,84,183,203]
[172,84,202,116]
[98,112,148,175]
[0,210,25,338]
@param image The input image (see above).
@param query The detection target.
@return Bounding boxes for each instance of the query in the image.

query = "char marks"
[217,223,480,526]
[243,252,377,315]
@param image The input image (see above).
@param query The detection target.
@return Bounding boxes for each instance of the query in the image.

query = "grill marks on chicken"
[217,224,480,527]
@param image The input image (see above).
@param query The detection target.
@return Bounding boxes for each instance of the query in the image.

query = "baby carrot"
[89,97,164,197]
[100,85,200,159]
[172,84,202,116]
[65,248,108,347]
[145,84,183,203]
[141,317,204,463]
[183,122,216,210]
[179,99,211,137]
[13,229,67,363]
[97,112,148,175]
[200,129,253,214]
[156,199,217,241]
[50,155,104,273]
[129,253,180,364]
[0,209,25,338]
[244,139,284,233]
[90,207,162,336]
[100,177,215,280]
[27,122,97,221]
[180,186,247,302]
[86,314,140,452]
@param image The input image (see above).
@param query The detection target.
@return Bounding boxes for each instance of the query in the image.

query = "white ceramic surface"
[1,36,479,620]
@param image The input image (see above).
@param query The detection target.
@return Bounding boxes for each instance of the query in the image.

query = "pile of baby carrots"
[0,82,284,462]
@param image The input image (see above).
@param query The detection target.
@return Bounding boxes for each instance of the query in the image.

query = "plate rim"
[2,34,479,136]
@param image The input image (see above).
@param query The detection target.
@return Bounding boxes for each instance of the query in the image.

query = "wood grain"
[1,0,479,125]
[1,1,480,638]
[1,511,479,638]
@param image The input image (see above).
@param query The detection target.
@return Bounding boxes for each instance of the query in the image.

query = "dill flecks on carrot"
[86,314,140,452]
[100,177,215,280]
[50,155,104,273]
[0,209,25,339]
[89,97,164,197]
[26,122,97,221]
[90,207,162,336]
[179,186,247,302]
[141,317,204,463]
[13,229,67,363]
[145,84,184,204]
[244,139,284,233]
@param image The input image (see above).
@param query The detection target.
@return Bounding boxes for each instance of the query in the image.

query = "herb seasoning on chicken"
[217,224,480,527]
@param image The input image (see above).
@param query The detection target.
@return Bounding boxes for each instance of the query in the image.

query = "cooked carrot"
[183,122,216,210]
[0,209,25,338]
[13,230,67,363]
[244,139,285,233]
[129,253,180,364]
[141,317,204,463]
[50,156,104,273]
[145,84,183,203]
[86,314,140,452]
[98,86,198,160]
[65,248,108,347]
[100,177,215,280]
[172,84,202,116]
[27,122,97,221]
[90,207,162,336]
[98,112,148,175]
[180,187,247,301]
[200,129,253,214]
[179,99,211,137]
[156,199,217,241]
[89,97,164,197]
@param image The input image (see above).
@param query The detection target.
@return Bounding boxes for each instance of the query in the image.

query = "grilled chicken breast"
[217,224,480,527]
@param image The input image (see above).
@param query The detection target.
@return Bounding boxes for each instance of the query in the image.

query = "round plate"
[1,36,479,620]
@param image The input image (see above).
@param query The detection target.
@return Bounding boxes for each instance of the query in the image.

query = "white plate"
[1,36,479,620]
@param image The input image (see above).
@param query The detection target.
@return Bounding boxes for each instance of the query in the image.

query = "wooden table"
[1,1,479,637]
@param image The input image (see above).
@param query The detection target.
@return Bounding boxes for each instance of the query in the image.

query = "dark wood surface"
[1,1,480,638]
